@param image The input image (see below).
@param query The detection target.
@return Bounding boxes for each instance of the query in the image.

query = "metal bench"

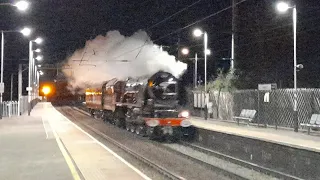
[233,109,257,125]
[300,114,320,135]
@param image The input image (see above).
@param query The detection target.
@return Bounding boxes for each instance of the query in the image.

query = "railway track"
[59,105,289,180]
[179,142,300,180]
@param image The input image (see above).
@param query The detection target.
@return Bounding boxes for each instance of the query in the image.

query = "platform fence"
[0,96,40,117]
[191,88,320,128]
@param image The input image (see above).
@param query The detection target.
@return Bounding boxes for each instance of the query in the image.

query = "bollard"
[204,104,208,120]
[28,102,31,116]
[0,102,2,119]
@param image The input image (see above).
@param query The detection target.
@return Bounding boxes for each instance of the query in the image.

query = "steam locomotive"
[85,71,193,140]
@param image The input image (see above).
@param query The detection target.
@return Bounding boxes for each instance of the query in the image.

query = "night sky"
[1,0,320,100]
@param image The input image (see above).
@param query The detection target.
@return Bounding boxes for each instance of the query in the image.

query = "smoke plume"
[63,30,187,91]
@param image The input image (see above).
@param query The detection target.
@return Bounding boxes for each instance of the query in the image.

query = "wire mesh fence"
[190,89,320,128]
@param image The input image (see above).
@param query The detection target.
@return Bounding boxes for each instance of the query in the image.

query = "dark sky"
[1,0,320,99]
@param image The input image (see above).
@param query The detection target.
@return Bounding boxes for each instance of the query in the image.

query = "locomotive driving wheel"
[135,125,146,136]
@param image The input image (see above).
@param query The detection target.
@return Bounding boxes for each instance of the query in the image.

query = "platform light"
[181,48,189,55]
[20,27,31,36]
[15,1,29,11]
[277,2,290,13]
[36,55,43,61]
[35,37,43,44]
[193,29,203,37]
[205,49,211,55]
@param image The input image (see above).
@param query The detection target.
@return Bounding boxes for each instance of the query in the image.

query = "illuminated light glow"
[35,48,41,53]
[20,27,31,36]
[277,2,290,13]
[35,37,43,44]
[193,29,203,37]
[148,81,153,87]
[179,110,190,118]
[146,119,160,127]
[180,120,192,127]
[168,78,173,82]
[42,86,51,95]
[36,55,43,61]
[181,48,189,55]
[15,1,29,11]
[205,49,211,55]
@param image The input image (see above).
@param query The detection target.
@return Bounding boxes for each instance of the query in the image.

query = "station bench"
[300,114,320,135]
[233,109,257,125]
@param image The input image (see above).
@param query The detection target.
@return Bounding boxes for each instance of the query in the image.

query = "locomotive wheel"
[114,118,122,127]
[93,111,99,119]
[147,127,156,140]
[130,125,135,133]
[89,109,95,117]
[125,122,131,131]
[135,125,146,136]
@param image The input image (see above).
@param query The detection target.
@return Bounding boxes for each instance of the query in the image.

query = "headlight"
[180,120,192,127]
[146,119,160,127]
[178,111,190,118]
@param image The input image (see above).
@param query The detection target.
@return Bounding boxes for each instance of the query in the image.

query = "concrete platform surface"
[0,115,73,180]
[0,103,150,180]
[31,102,149,180]
[190,116,320,153]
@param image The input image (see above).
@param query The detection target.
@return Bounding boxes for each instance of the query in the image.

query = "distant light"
[15,1,29,11]
[20,27,31,36]
[193,29,203,37]
[39,71,44,75]
[36,55,43,61]
[42,86,51,95]
[277,2,290,13]
[35,37,43,44]
[205,49,211,55]
[37,65,41,67]
[181,48,189,55]
[168,78,174,82]
[35,48,41,53]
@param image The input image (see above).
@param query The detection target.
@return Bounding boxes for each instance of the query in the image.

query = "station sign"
[0,83,4,93]
[258,83,277,91]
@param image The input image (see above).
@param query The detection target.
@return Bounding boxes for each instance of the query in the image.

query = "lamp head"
[20,27,31,36]
[15,1,29,11]
[193,29,203,37]
[277,2,290,13]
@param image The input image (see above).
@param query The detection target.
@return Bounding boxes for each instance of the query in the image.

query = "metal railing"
[2,101,19,117]
[1,95,31,117]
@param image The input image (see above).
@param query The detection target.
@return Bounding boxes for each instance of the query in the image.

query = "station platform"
[189,116,320,153]
[188,116,320,179]
[0,102,149,180]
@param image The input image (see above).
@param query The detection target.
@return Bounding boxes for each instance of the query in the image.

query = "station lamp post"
[28,37,43,116]
[181,48,199,88]
[193,29,208,94]
[0,27,31,118]
[276,1,299,132]
[193,29,211,120]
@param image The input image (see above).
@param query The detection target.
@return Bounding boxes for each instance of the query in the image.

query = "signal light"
[42,86,51,95]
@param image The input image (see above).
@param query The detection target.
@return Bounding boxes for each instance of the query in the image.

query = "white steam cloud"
[63,30,187,91]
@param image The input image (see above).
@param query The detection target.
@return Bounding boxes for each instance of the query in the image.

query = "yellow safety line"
[52,128,81,180]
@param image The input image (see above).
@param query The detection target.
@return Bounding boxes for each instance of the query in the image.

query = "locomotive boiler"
[85,71,193,140]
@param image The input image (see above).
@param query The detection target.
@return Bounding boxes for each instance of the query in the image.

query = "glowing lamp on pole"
[14,1,29,11]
